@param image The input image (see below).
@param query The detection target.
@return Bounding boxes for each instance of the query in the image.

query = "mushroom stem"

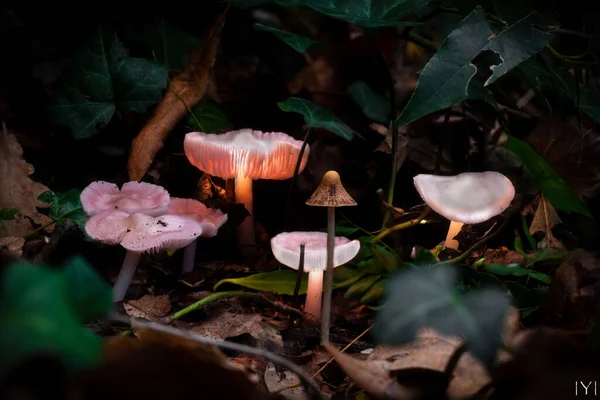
[181,240,197,274]
[113,251,142,302]
[235,176,255,258]
[305,270,324,318]
[444,220,464,250]
[321,206,336,343]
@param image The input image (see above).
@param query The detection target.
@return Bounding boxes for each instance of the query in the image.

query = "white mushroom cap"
[80,181,170,217]
[413,172,515,224]
[184,129,309,180]
[271,232,360,273]
[85,210,203,253]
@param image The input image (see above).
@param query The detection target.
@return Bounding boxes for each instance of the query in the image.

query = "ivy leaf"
[187,98,232,133]
[482,264,551,284]
[253,23,316,53]
[347,81,391,123]
[0,260,103,377]
[397,6,551,126]
[0,208,19,221]
[374,264,510,369]
[503,135,592,217]
[48,25,168,139]
[63,256,112,323]
[278,97,363,140]
[38,189,88,232]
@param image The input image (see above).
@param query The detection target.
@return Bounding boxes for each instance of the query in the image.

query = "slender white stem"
[181,240,197,274]
[112,251,141,302]
[235,176,255,258]
[305,270,324,318]
[444,220,464,250]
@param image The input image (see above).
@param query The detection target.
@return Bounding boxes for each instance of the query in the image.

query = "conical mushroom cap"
[306,170,357,207]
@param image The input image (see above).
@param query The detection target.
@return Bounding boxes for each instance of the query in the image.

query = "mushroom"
[184,129,309,258]
[271,232,360,318]
[413,171,516,250]
[305,171,357,341]
[167,197,228,273]
[80,181,170,216]
[85,210,203,302]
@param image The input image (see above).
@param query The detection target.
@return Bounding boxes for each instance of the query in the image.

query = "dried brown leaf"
[124,295,172,322]
[527,117,600,198]
[0,236,25,257]
[529,195,565,253]
[0,129,52,237]
[371,123,409,172]
[264,362,307,400]
[127,9,228,181]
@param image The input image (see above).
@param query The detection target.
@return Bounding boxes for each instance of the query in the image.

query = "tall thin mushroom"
[184,129,309,259]
[413,171,515,250]
[305,171,356,343]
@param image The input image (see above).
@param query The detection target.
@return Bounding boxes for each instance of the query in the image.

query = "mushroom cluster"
[80,181,227,302]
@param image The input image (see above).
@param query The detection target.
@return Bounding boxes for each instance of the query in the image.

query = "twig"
[168,291,304,322]
[292,244,306,306]
[372,206,430,243]
[108,312,325,400]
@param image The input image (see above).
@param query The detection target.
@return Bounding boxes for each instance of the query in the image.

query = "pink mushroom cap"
[85,210,203,253]
[167,198,228,237]
[413,171,515,224]
[270,232,360,273]
[80,181,170,217]
[184,129,310,180]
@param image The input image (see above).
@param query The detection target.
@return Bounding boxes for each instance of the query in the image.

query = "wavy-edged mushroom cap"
[413,172,515,224]
[271,232,360,272]
[306,171,357,207]
[80,181,170,217]
[167,198,228,237]
[184,129,309,180]
[85,210,202,253]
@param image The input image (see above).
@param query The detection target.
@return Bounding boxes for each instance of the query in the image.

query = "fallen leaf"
[124,295,172,322]
[75,329,271,400]
[481,247,527,266]
[0,236,25,257]
[545,249,600,326]
[127,8,228,181]
[264,362,307,400]
[197,173,227,203]
[0,129,53,237]
[185,311,284,352]
[529,195,565,253]
[325,328,491,400]
[526,117,600,198]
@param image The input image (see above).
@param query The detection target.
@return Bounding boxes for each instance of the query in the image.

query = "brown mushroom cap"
[413,171,515,224]
[184,129,309,180]
[306,170,357,207]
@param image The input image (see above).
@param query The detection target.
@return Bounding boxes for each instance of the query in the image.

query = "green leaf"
[504,135,591,217]
[344,275,381,299]
[48,25,168,139]
[63,257,112,323]
[360,279,387,305]
[483,264,551,285]
[253,23,316,53]
[332,265,369,288]
[38,189,88,232]
[214,269,307,295]
[414,247,438,265]
[347,81,391,123]
[505,281,547,308]
[227,0,430,27]
[278,97,362,140]
[0,261,102,377]
[396,6,551,126]
[0,208,19,221]
[374,265,511,369]
[187,98,232,133]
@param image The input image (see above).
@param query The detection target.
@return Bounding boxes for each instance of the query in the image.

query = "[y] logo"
[576,381,597,396]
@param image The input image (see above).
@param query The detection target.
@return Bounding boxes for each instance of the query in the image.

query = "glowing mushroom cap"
[306,170,357,207]
[413,171,515,224]
[271,232,360,273]
[80,181,170,217]
[85,210,202,253]
[167,198,228,238]
[183,129,309,180]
